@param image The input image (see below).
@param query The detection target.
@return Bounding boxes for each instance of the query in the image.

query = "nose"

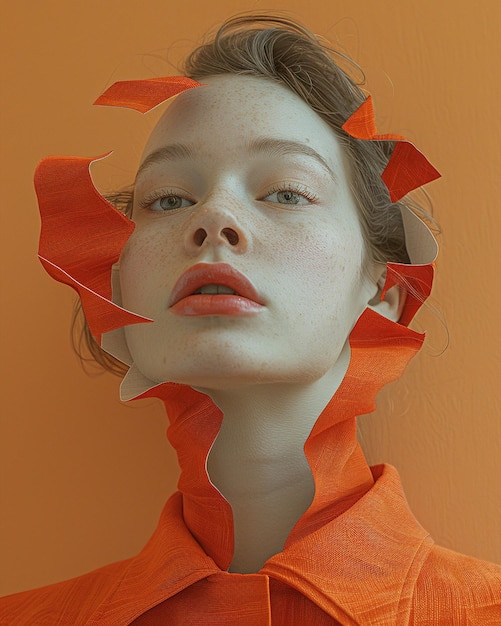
[193,226,239,247]
[184,204,248,255]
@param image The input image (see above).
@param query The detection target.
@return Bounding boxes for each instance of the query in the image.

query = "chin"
[130,336,346,391]
[162,360,339,393]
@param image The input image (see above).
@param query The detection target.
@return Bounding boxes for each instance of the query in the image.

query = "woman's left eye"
[149,195,194,211]
[263,186,316,205]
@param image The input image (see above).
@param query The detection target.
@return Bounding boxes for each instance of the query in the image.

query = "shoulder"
[0,558,131,625]
[411,544,501,625]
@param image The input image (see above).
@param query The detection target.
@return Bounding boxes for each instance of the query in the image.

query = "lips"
[169,263,264,316]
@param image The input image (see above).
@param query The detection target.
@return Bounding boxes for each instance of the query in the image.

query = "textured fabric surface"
[2,472,500,624]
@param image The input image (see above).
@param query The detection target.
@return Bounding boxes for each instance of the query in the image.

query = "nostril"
[194,228,207,246]
[222,228,239,246]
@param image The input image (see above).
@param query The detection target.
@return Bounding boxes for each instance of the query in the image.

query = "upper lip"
[168,263,264,307]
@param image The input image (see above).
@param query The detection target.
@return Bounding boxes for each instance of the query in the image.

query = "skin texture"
[119,75,395,572]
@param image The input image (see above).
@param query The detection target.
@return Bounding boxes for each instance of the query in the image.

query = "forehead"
[141,74,345,165]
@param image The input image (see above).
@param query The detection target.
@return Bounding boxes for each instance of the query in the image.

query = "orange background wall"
[1,0,500,596]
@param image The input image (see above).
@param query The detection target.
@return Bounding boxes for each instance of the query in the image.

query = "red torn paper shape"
[94,76,202,113]
[342,96,440,202]
[35,155,151,343]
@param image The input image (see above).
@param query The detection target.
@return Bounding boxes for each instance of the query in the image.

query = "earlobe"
[367,273,407,323]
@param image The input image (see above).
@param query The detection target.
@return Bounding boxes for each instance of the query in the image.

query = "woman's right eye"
[149,195,194,211]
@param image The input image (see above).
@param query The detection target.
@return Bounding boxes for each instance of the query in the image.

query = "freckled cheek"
[119,231,176,313]
[263,226,366,340]
[265,223,364,288]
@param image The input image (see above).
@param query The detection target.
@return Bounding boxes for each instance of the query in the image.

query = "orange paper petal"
[35,155,151,342]
[382,141,441,202]
[342,96,440,201]
[342,96,400,141]
[94,76,202,113]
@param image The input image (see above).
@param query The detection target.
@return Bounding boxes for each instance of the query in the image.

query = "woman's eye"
[150,195,194,211]
[264,188,314,205]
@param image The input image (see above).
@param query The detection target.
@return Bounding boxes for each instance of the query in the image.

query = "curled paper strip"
[342,96,441,202]
[35,155,152,343]
[94,76,202,113]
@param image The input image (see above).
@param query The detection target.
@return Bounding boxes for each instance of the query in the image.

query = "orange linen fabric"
[1,310,500,625]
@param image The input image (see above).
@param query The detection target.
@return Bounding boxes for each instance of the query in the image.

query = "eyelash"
[137,182,319,212]
[137,188,193,211]
[264,183,318,203]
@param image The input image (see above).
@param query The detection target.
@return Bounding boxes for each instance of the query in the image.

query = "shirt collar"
[88,466,432,625]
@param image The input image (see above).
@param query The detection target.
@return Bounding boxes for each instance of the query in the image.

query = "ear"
[367,268,407,323]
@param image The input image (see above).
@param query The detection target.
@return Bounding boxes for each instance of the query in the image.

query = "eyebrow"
[135,143,195,179]
[135,137,337,181]
[246,138,338,181]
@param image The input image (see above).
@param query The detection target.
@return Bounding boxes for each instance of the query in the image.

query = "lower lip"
[170,295,264,316]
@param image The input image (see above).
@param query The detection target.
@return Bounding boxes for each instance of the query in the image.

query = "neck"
[152,308,424,574]
[205,346,350,573]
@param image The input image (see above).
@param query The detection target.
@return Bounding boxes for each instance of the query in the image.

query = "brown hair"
[74,14,431,373]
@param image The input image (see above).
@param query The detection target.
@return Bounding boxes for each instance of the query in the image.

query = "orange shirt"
[2,310,500,625]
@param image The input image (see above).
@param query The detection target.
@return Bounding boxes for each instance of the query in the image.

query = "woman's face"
[119,75,378,390]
